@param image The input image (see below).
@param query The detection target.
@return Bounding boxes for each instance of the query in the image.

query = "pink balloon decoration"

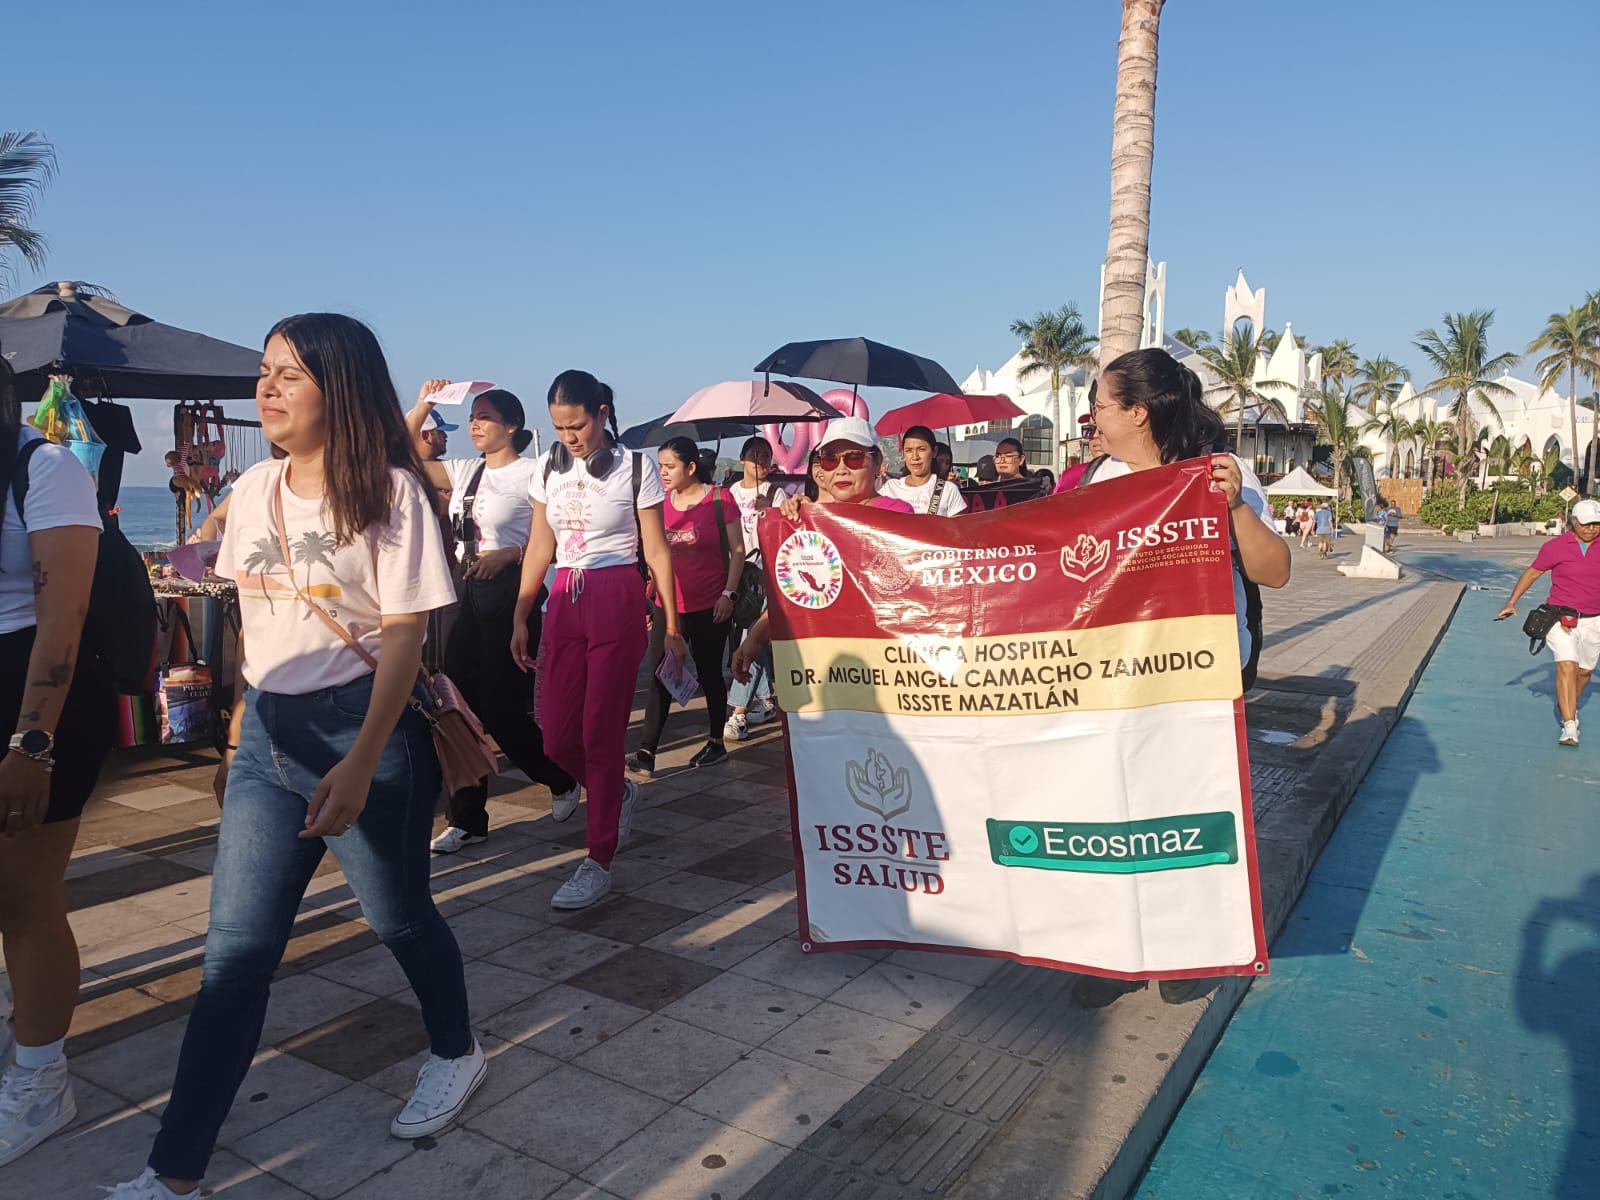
[760,389,872,473]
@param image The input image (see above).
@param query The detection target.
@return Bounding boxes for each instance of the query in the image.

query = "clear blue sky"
[5,0,1596,483]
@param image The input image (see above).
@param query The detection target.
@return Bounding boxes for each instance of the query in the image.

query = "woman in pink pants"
[511,370,685,910]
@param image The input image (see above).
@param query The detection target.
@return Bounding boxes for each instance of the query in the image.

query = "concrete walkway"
[1137,546,1599,1198]
[0,532,1468,1199]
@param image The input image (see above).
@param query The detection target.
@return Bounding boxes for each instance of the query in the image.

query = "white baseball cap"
[420,412,458,433]
[1572,499,1600,524]
[817,416,876,451]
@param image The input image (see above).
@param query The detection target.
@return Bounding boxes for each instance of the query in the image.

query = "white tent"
[1265,466,1336,497]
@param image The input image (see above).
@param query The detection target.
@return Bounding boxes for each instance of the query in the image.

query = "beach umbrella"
[0,281,260,402]
[753,337,961,395]
[670,379,836,425]
[875,393,1023,437]
[619,414,758,449]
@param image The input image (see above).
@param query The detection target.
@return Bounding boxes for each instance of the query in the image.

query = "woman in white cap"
[1498,498,1600,746]
[730,416,911,680]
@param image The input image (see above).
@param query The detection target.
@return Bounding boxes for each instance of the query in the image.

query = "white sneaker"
[551,783,581,822]
[103,1168,196,1199]
[429,826,486,855]
[551,859,612,910]
[748,698,777,725]
[0,1059,76,1168]
[1560,720,1580,747]
[390,1041,487,1139]
[723,712,749,742]
[617,780,640,848]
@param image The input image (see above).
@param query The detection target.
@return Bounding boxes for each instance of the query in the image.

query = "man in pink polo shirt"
[1500,499,1600,746]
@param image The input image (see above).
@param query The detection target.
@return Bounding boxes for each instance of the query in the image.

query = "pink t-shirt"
[866,496,914,513]
[1533,532,1600,614]
[663,487,732,613]
[1054,463,1090,494]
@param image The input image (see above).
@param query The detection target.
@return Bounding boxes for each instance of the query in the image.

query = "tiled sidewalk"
[1,714,991,1200]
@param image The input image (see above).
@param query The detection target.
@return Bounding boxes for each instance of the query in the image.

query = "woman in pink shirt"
[632,437,745,774]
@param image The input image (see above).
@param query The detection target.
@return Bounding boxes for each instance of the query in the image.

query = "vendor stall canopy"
[0,281,260,403]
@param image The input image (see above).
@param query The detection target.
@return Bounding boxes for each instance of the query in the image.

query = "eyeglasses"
[994,452,1022,462]
[1080,424,1097,437]
[817,449,871,471]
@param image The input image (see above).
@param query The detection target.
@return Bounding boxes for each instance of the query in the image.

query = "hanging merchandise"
[30,376,107,480]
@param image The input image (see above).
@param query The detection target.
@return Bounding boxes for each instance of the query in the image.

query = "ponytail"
[1101,348,1225,464]
[512,429,534,454]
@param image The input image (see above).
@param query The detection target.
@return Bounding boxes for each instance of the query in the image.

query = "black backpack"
[1079,455,1264,690]
[8,435,158,694]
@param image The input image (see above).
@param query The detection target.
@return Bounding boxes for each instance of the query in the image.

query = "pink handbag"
[272,481,499,795]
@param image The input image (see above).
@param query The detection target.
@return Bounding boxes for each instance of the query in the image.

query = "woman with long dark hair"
[109,315,480,1200]
[511,370,683,911]
[1085,347,1289,669]
[406,383,578,852]
[632,436,744,775]
[0,360,112,1169]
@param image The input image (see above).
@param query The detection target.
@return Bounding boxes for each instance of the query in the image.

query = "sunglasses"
[817,449,871,471]
[1081,424,1097,437]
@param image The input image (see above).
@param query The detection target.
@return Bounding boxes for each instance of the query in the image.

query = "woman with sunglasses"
[510,370,683,912]
[1055,418,1108,492]
[406,383,579,853]
[731,418,910,682]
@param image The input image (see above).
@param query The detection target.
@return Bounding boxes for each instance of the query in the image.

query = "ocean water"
[116,485,195,548]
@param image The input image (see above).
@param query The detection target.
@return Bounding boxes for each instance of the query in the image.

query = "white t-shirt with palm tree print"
[215,461,457,694]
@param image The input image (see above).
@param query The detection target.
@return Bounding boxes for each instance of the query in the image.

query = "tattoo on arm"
[28,644,74,689]
[31,561,47,597]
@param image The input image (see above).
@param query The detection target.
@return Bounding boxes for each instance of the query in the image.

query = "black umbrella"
[0,282,260,402]
[619,414,758,449]
[753,336,961,394]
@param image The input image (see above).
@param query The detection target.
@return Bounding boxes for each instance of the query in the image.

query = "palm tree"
[1511,439,1537,490]
[1010,303,1098,472]
[1410,416,1451,490]
[0,131,57,289]
[1098,0,1166,363]
[243,537,285,614]
[1313,339,1360,393]
[1528,304,1600,494]
[1416,310,1519,503]
[1305,387,1363,503]
[1438,423,1491,495]
[291,531,338,619]
[1259,328,1282,355]
[1354,356,1411,476]
[1541,442,1569,495]
[1171,327,1211,351]
[1197,321,1293,459]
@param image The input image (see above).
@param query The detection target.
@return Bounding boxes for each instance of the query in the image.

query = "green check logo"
[1009,827,1040,854]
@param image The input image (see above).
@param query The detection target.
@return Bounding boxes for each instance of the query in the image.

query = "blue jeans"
[728,644,773,710]
[149,675,471,1180]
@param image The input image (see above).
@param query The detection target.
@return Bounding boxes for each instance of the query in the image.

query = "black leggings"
[443,589,574,837]
[0,626,113,823]
[641,606,730,754]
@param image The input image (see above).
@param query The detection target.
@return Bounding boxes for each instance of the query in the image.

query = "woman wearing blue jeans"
[108,314,479,1199]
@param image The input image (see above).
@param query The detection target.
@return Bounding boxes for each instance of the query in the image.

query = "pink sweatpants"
[537,565,648,866]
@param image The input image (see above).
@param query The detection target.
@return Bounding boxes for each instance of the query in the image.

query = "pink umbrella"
[874,393,1024,436]
[670,379,837,424]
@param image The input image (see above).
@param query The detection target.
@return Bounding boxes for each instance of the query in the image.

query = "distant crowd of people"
[0,334,1292,1196]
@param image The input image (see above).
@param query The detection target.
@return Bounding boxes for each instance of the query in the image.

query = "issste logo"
[775,530,844,609]
[812,747,949,894]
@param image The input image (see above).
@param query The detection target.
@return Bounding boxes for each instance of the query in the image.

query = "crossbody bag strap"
[927,474,948,514]
[711,486,731,571]
[272,473,381,673]
[459,460,488,561]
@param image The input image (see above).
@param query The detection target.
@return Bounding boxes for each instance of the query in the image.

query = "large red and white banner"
[759,462,1269,979]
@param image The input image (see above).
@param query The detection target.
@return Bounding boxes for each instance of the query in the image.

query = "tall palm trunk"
[1049,365,1062,473]
[1098,0,1165,364]
[1234,394,1245,459]
[1457,391,1472,505]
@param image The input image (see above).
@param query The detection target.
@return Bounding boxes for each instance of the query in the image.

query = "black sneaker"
[629,749,656,777]
[689,741,727,768]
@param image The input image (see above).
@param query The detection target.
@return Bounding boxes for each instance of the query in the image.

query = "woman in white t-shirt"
[1086,348,1290,675]
[111,315,481,1200]
[0,361,112,1171]
[406,384,578,855]
[879,424,968,517]
[723,436,783,740]
[511,370,684,912]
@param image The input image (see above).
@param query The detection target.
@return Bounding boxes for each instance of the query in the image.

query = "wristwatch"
[721,589,736,599]
[10,729,54,759]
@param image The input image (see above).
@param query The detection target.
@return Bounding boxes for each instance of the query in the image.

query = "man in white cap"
[414,410,457,464]
[1499,497,1600,745]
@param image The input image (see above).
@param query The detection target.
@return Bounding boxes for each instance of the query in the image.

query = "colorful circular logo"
[774,530,844,610]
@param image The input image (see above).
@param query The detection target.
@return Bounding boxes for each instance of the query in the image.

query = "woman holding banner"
[1083,347,1290,680]
[732,417,911,681]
